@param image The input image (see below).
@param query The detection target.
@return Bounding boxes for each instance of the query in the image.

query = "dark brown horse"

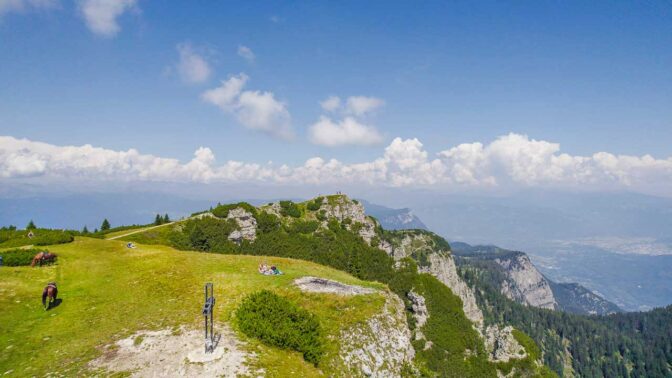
[42,282,58,310]
[31,252,57,267]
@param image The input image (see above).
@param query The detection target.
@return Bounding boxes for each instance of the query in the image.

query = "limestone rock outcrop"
[495,253,557,310]
[484,325,527,363]
[338,291,415,377]
[226,207,257,243]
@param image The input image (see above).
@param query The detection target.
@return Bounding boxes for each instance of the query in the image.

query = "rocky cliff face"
[368,213,530,365]
[318,196,394,253]
[452,242,620,315]
[496,253,557,310]
[484,325,527,363]
[423,252,484,327]
[338,291,415,377]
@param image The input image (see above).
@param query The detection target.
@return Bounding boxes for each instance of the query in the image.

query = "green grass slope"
[0,237,386,377]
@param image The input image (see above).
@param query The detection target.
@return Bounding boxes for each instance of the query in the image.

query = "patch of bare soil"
[293,276,377,295]
[90,325,255,377]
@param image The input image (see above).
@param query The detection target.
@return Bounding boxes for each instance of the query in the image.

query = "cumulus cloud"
[175,43,211,84]
[308,116,384,147]
[311,95,385,147]
[0,0,57,17]
[1,134,671,196]
[201,74,293,140]
[237,45,255,63]
[320,96,341,112]
[345,96,384,116]
[78,0,136,37]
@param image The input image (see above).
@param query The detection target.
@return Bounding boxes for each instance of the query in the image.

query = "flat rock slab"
[294,276,377,295]
[90,325,255,377]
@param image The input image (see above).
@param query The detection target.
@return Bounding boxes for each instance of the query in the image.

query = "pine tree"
[82,226,89,234]
[26,220,36,230]
[163,213,170,223]
[101,219,111,231]
[154,214,162,225]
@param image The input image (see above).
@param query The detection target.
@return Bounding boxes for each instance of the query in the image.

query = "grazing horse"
[31,252,57,267]
[42,282,58,310]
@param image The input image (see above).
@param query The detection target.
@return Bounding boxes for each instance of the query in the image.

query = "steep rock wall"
[495,254,557,310]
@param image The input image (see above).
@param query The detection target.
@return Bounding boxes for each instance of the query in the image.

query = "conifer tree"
[155,214,162,225]
[26,220,36,230]
[101,219,111,231]
[82,226,89,234]
[163,213,170,223]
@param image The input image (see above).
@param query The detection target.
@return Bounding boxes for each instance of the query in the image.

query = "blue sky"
[1,1,671,196]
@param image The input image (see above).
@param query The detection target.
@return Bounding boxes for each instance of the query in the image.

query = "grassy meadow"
[0,237,386,377]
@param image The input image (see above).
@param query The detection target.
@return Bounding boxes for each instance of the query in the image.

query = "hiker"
[270,266,283,275]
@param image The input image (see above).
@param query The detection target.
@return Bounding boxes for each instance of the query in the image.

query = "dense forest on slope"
[456,256,672,377]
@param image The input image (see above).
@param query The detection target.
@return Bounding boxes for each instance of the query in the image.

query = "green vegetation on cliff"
[457,257,672,377]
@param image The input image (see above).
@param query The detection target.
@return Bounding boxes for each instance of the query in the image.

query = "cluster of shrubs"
[212,202,257,218]
[279,201,301,218]
[236,290,324,365]
[0,248,44,266]
[169,217,238,252]
[285,220,319,234]
[0,228,75,248]
[306,197,323,211]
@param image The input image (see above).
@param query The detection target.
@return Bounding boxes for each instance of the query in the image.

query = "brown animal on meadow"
[42,282,58,310]
[31,252,57,267]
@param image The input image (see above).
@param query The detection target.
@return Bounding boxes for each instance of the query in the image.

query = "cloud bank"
[201,73,293,140]
[2,134,671,196]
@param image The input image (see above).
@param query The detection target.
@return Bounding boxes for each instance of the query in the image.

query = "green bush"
[212,202,257,219]
[316,210,327,221]
[279,201,301,218]
[256,211,281,234]
[237,290,324,365]
[286,220,319,234]
[181,217,238,252]
[0,248,43,266]
[306,197,323,211]
[0,228,74,248]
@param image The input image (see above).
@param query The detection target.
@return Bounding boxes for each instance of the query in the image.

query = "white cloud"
[320,96,341,112]
[345,96,384,116]
[308,116,384,147]
[311,95,385,147]
[201,74,293,139]
[176,43,211,84]
[78,0,136,37]
[319,95,385,116]
[1,134,670,196]
[237,45,255,63]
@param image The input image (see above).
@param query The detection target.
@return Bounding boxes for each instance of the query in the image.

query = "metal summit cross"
[202,282,215,353]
